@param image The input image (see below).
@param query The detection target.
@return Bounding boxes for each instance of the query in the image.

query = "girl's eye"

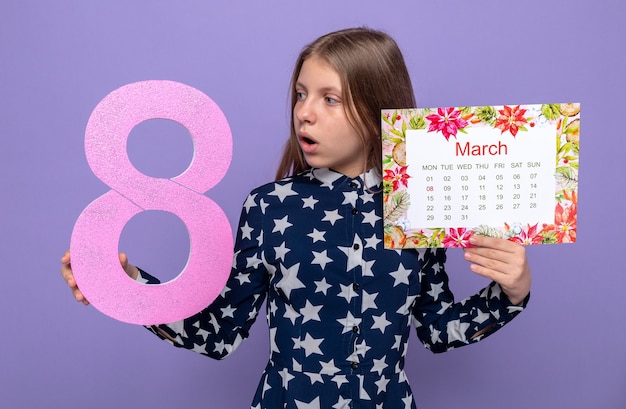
[325,96,340,105]
[295,91,306,100]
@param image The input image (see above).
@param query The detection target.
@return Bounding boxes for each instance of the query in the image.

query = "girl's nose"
[295,100,315,124]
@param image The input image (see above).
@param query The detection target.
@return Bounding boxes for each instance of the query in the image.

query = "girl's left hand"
[463,235,531,305]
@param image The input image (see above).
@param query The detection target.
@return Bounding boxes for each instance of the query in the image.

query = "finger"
[464,247,510,266]
[60,249,71,264]
[72,287,90,305]
[60,263,75,285]
[119,252,128,269]
[464,250,510,277]
[466,237,525,264]
[464,246,527,284]
[469,235,518,252]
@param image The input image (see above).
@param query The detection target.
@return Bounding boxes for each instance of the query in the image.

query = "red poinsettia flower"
[553,203,577,243]
[383,166,410,190]
[554,192,577,243]
[425,107,468,141]
[494,105,528,137]
[510,223,543,245]
[442,227,473,247]
[542,191,577,243]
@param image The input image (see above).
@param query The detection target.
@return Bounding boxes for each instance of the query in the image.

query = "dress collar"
[310,168,382,189]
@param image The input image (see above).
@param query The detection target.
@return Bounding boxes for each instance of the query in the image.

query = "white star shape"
[371,357,388,375]
[342,191,358,206]
[314,277,332,295]
[364,234,381,249]
[361,209,380,227]
[332,374,348,388]
[320,359,340,376]
[396,294,416,315]
[332,375,348,388]
[279,367,295,388]
[354,339,371,357]
[301,333,324,357]
[273,242,290,261]
[311,249,333,270]
[473,308,491,324]
[358,375,371,400]
[375,375,390,394]
[300,301,323,323]
[284,303,300,325]
[295,396,321,409]
[302,195,319,209]
[389,263,411,286]
[272,215,293,234]
[338,236,363,272]
[219,284,231,297]
[337,283,357,303]
[305,371,323,385]
[269,327,279,354]
[391,335,402,350]
[245,253,262,269]
[240,222,253,240]
[212,339,225,355]
[436,300,452,315]
[363,259,375,277]
[417,249,427,262]
[242,193,257,213]
[292,358,302,372]
[220,305,235,318]
[234,272,251,285]
[430,325,442,344]
[490,283,503,299]
[292,336,301,349]
[332,396,352,409]
[259,198,269,214]
[361,290,378,313]
[247,306,258,321]
[362,191,375,203]
[371,312,391,334]
[269,299,277,316]
[269,182,298,202]
[196,328,209,342]
[336,311,362,333]
[402,393,413,409]
[446,319,471,343]
[277,262,305,298]
[322,209,343,225]
[427,281,445,300]
[261,375,271,398]
[307,228,326,242]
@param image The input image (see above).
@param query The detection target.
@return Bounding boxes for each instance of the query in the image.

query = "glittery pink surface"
[71,80,233,325]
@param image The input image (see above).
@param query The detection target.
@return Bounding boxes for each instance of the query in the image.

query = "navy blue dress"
[141,168,528,409]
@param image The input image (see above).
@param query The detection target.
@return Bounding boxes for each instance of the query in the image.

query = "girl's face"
[293,56,366,178]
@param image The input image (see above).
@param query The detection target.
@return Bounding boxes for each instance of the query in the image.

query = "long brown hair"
[275,27,416,180]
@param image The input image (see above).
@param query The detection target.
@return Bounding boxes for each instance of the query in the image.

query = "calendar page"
[381,103,579,248]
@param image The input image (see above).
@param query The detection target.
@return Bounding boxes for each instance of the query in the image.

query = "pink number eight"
[70,80,233,325]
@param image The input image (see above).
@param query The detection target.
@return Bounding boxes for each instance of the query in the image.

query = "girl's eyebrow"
[295,82,341,94]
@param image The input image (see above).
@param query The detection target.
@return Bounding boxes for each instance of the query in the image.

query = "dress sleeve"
[142,192,270,360]
[412,248,529,353]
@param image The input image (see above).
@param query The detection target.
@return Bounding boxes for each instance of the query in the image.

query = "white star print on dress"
[142,167,528,409]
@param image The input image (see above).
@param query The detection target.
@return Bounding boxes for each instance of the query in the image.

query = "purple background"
[1,1,624,408]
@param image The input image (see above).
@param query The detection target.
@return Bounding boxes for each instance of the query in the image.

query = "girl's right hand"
[60,250,139,305]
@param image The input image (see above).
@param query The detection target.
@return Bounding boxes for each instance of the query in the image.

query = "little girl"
[62,27,531,409]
